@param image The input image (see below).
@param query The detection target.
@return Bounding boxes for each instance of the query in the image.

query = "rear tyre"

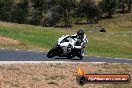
[77,49,83,60]
[67,54,74,59]
[79,55,83,60]
[67,52,74,59]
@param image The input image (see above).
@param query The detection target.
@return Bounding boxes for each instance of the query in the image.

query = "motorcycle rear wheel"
[79,55,83,60]
[67,54,74,59]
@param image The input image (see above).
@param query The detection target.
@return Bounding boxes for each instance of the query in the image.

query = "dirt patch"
[0,63,131,88]
[0,36,22,45]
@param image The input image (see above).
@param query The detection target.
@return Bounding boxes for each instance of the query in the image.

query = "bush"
[99,0,118,18]
[41,5,63,27]
[0,0,14,21]
[117,0,132,13]
[10,0,29,23]
[0,0,131,27]
[78,0,102,23]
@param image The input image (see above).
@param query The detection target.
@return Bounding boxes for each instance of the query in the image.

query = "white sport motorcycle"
[47,35,84,60]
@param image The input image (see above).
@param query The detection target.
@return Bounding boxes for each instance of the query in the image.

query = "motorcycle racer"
[71,30,88,56]
[47,29,88,59]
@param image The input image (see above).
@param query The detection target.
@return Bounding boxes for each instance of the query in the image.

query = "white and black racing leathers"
[71,34,88,56]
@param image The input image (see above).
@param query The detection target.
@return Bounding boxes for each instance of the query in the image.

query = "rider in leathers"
[71,30,88,56]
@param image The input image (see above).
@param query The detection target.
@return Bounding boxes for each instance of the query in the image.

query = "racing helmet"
[77,30,84,39]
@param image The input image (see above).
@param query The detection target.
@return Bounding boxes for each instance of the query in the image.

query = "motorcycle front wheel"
[47,48,57,58]
[47,45,62,58]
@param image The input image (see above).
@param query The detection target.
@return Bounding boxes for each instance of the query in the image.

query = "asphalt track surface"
[0,48,132,64]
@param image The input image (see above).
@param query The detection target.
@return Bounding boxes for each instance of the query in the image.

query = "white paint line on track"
[1,48,6,50]
[0,61,84,64]
[0,48,45,53]
[1,61,130,65]
[89,55,132,60]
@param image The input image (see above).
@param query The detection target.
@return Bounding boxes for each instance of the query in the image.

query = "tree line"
[0,0,131,27]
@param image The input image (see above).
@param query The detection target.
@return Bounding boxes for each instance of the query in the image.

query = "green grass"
[0,13,132,59]
[72,13,132,31]
[0,22,74,50]
[87,32,132,58]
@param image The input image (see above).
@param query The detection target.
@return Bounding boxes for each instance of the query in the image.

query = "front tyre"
[47,48,57,58]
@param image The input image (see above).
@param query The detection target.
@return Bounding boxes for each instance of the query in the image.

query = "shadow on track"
[55,57,81,60]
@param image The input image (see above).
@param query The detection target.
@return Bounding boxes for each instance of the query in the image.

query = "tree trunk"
[64,10,72,28]
[122,1,125,13]
[128,3,131,12]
